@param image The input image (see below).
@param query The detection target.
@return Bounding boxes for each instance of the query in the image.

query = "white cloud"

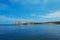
[31,14,42,18]
[10,0,42,4]
[31,14,37,17]
[30,10,60,22]
[0,15,33,22]
[9,0,49,11]
[42,0,48,9]
[25,0,41,4]
[53,0,59,2]
[42,10,60,18]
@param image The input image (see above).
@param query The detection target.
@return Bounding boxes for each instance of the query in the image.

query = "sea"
[0,24,60,40]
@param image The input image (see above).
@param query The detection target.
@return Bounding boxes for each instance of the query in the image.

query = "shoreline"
[14,21,60,25]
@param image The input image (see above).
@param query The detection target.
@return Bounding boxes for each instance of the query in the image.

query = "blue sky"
[0,0,60,24]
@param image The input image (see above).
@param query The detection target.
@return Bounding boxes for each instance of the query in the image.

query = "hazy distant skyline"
[0,0,60,24]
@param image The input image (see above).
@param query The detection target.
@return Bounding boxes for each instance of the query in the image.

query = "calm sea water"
[0,24,60,40]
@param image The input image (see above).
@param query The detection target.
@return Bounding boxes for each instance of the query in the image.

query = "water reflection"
[0,24,60,40]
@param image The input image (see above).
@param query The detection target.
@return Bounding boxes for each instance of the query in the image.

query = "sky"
[0,0,60,24]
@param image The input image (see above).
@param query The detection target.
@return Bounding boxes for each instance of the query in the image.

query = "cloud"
[41,10,60,18]
[0,10,60,23]
[10,0,41,4]
[30,10,60,22]
[48,0,60,3]
[31,14,37,17]
[31,14,42,17]
[0,15,33,22]
[42,0,48,9]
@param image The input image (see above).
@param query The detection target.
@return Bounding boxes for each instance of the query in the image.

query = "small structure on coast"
[14,21,60,25]
[14,21,44,25]
[14,21,34,25]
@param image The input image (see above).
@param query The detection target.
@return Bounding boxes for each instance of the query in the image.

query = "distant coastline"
[14,21,60,25]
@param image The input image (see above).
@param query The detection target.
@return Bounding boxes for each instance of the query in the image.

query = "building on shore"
[14,21,60,25]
